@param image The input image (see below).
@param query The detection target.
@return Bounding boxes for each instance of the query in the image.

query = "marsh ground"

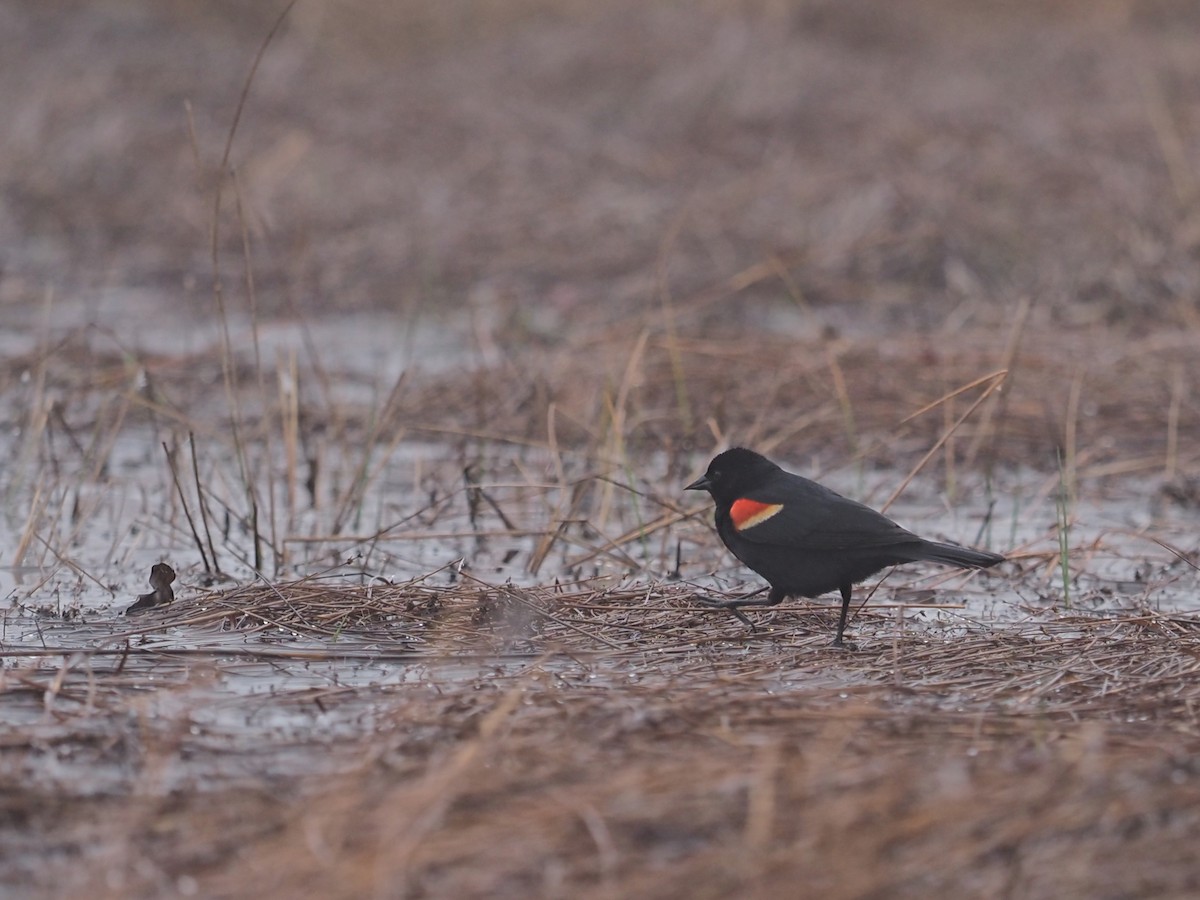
[2,2,1200,897]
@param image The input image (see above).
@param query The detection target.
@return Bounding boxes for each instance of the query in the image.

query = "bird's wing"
[728,481,917,551]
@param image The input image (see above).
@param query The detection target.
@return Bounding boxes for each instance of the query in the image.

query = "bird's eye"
[710,469,721,481]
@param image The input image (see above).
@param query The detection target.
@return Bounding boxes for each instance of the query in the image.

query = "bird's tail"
[913,540,1005,570]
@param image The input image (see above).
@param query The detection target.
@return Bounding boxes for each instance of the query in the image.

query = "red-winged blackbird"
[686,448,1004,645]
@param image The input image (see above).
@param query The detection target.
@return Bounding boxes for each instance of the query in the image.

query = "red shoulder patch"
[730,498,784,531]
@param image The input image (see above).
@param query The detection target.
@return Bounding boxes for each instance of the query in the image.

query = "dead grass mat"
[3,582,1200,898]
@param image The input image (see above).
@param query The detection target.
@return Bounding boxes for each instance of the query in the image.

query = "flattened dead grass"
[4,581,1200,898]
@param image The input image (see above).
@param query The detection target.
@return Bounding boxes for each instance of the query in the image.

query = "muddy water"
[4,298,1195,622]
[2,308,1197,900]
[3,312,1198,784]
[3,414,1196,668]
[1,642,548,795]
[2,396,1197,638]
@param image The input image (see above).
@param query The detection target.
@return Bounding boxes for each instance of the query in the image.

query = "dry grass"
[4,582,1200,898]
[4,1,1200,898]
[6,309,1199,492]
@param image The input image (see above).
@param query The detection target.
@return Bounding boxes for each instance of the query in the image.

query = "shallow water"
[2,366,1196,632]
[3,309,1199,780]
[0,295,1196,900]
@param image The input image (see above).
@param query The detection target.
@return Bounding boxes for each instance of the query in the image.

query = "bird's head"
[685,447,780,504]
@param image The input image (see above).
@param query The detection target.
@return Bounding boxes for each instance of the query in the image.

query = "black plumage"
[687,448,1004,645]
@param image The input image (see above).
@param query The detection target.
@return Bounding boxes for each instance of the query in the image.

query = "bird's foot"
[695,596,758,632]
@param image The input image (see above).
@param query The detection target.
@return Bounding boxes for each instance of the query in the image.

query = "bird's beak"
[685,475,711,492]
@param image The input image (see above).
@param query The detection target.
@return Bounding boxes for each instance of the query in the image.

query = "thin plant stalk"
[1056,447,1072,608]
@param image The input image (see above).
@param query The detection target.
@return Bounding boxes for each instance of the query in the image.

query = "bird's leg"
[726,607,756,630]
[696,585,774,610]
[697,585,779,631]
[833,583,852,647]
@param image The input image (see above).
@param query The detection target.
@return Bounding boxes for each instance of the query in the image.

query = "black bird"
[686,448,1004,646]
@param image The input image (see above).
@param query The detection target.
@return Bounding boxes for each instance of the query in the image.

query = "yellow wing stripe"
[730,499,784,531]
